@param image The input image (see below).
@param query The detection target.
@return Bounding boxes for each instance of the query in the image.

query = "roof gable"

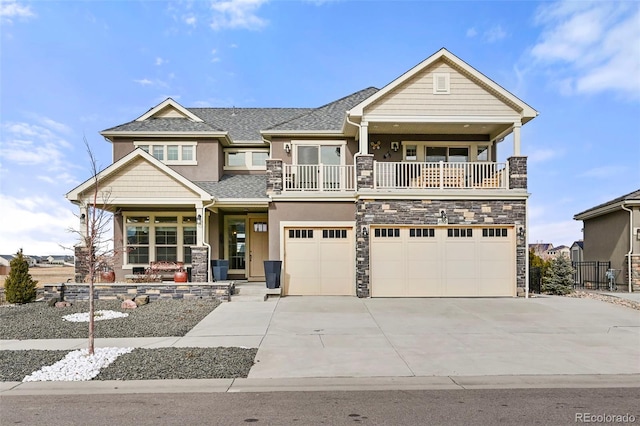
[66,149,212,203]
[574,189,640,220]
[136,98,203,122]
[348,48,537,123]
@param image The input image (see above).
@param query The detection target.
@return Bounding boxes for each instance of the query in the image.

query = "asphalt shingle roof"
[194,175,268,199]
[188,108,311,141]
[102,118,222,133]
[575,189,640,217]
[102,88,379,141]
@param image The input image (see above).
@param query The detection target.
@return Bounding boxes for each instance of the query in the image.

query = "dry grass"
[0,266,74,288]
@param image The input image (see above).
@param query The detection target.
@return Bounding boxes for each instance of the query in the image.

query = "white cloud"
[466,27,477,38]
[0,119,73,174]
[155,57,168,66]
[484,25,507,42]
[0,194,78,255]
[210,0,268,31]
[530,1,640,100]
[528,147,560,163]
[134,78,154,86]
[579,165,627,179]
[183,14,197,26]
[0,0,35,23]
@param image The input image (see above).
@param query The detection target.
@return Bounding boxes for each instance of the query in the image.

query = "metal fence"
[529,266,542,294]
[572,261,611,290]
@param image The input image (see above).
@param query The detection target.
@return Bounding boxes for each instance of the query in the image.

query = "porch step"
[232,281,280,302]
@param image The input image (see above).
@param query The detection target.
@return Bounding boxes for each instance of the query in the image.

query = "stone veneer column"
[508,156,528,295]
[74,246,91,283]
[508,156,527,190]
[266,159,283,194]
[355,155,374,297]
[190,247,209,282]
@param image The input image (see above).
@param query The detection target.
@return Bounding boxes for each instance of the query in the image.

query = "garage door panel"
[371,226,515,297]
[284,227,353,296]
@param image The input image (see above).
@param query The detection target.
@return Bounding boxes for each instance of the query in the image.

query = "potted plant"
[174,268,188,283]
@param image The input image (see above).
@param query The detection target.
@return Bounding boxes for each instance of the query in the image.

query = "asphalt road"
[2,387,639,425]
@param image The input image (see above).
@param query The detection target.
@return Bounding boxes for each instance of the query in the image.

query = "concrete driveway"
[196,295,640,379]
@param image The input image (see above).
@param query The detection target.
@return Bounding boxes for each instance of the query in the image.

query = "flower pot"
[174,270,188,283]
[100,271,115,283]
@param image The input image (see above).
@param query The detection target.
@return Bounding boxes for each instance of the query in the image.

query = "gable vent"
[433,73,450,94]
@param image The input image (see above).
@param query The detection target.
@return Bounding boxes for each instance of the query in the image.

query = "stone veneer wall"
[353,155,528,298]
[624,255,640,291]
[43,282,234,302]
[190,246,209,283]
[266,159,283,194]
[74,246,91,283]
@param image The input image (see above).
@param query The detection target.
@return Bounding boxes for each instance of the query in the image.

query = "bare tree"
[67,137,114,355]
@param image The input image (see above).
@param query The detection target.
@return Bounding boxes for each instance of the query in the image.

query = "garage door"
[371,226,515,297]
[284,227,354,295]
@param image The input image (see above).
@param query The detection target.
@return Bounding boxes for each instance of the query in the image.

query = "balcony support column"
[359,121,369,155]
[513,121,522,156]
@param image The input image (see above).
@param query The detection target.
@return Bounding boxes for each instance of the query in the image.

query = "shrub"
[4,249,38,304]
[542,255,574,295]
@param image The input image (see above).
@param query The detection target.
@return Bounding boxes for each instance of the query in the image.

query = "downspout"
[525,197,529,299]
[202,199,216,282]
[621,203,634,293]
[345,113,364,188]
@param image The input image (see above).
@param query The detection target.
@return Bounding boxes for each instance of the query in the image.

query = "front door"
[249,217,269,281]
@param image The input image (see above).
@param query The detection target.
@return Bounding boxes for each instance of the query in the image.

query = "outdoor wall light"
[362,225,369,237]
[197,214,202,225]
[80,213,86,224]
[284,143,291,154]
[518,226,526,240]
[391,141,399,152]
[438,210,448,225]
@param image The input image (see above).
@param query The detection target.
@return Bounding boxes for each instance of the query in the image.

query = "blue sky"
[1,0,639,255]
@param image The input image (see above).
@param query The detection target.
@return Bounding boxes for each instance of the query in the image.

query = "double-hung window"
[135,142,198,165]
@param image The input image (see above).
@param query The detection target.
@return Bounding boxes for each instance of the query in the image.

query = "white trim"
[134,141,198,165]
[223,148,269,171]
[362,115,519,123]
[574,201,640,221]
[135,98,203,122]
[122,212,199,266]
[357,189,529,200]
[292,140,347,166]
[348,48,538,121]
[270,194,357,202]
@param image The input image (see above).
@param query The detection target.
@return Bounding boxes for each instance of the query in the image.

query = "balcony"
[283,164,355,192]
[374,161,509,190]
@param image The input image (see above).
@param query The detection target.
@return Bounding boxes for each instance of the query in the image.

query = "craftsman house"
[67,48,537,297]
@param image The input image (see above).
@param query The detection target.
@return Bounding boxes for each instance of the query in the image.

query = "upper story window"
[224,149,269,170]
[135,142,197,165]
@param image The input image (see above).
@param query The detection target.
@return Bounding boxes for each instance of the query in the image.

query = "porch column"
[78,205,88,244]
[196,204,205,246]
[359,121,369,154]
[512,121,522,156]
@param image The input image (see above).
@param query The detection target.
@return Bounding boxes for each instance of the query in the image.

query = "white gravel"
[22,347,133,382]
[62,310,129,322]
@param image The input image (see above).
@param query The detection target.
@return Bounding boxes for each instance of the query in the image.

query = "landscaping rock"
[134,295,149,306]
[47,298,60,307]
[55,301,72,308]
[121,300,137,309]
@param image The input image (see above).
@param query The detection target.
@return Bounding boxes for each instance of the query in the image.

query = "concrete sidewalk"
[2,295,639,394]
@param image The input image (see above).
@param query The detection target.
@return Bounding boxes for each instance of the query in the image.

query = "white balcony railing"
[283,164,355,192]
[374,161,509,190]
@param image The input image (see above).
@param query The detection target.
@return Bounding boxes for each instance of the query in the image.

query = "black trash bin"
[211,259,229,281]
[264,260,282,289]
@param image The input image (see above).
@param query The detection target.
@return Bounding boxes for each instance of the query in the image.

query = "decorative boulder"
[55,301,72,308]
[47,297,60,307]
[134,295,149,306]
[121,299,137,309]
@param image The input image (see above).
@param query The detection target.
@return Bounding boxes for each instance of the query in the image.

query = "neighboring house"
[529,243,554,260]
[574,189,640,291]
[547,245,570,258]
[570,241,584,263]
[0,255,12,275]
[67,48,538,298]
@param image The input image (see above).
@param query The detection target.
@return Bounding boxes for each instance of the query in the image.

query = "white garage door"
[371,226,515,297]
[284,227,354,295]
